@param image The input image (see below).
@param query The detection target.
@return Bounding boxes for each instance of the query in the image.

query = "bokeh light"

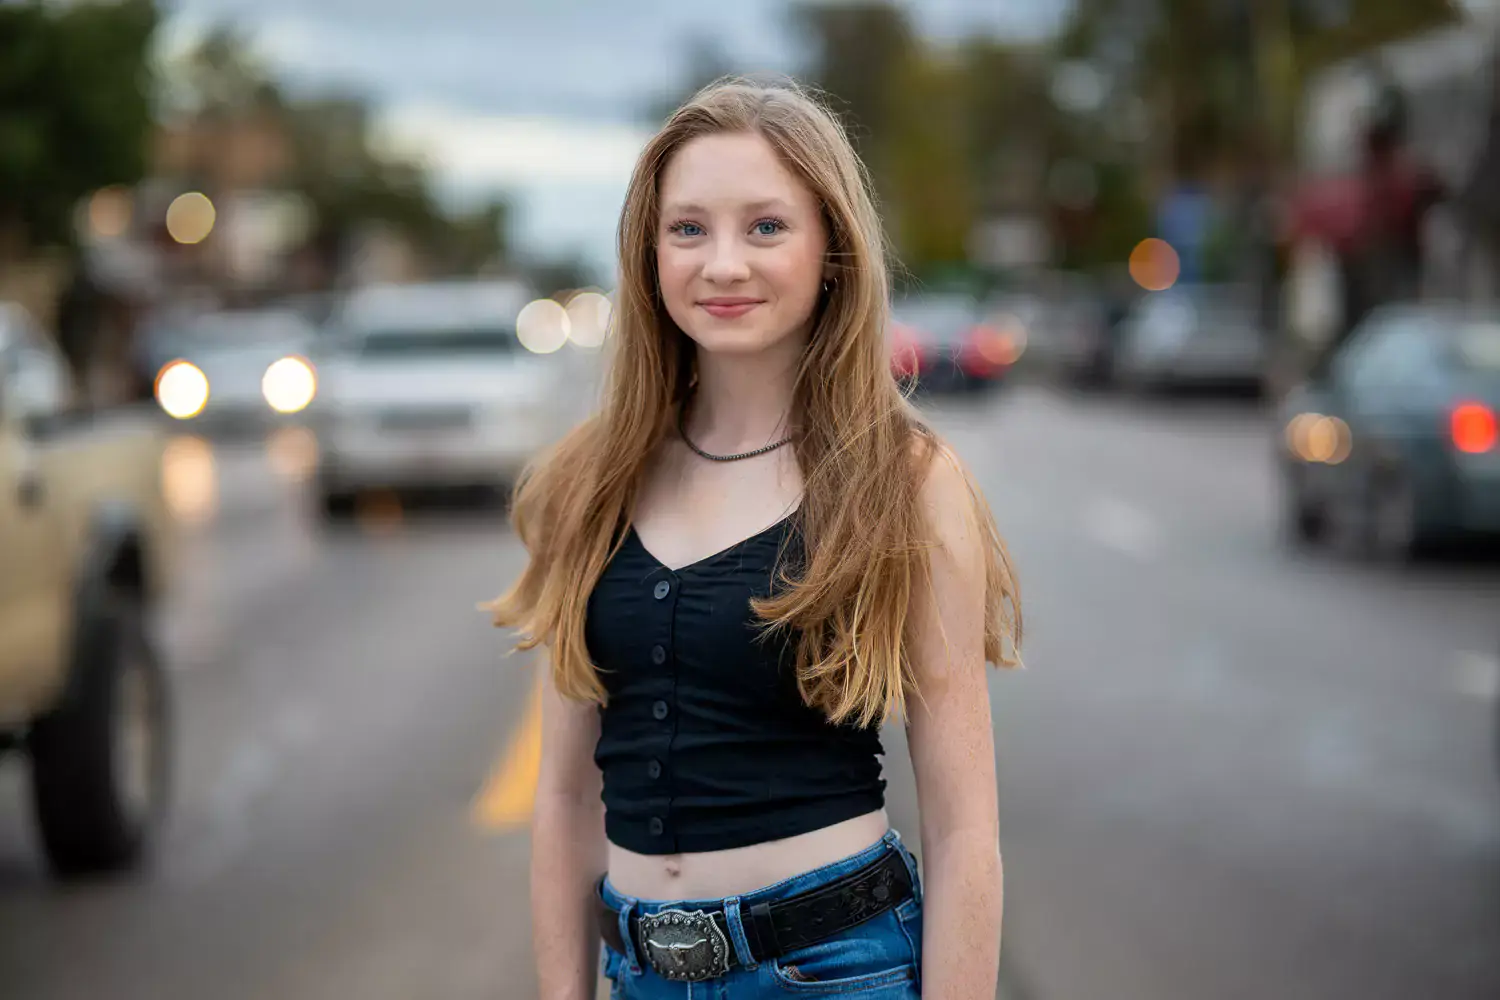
[1285,412,1351,465]
[166,192,217,245]
[1285,412,1319,460]
[88,185,133,240]
[564,291,613,349]
[262,356,318,414]
[155,361,210,420]
[517,298,570,354]
[1306,416,1350,464]
[1129,238,1181,291]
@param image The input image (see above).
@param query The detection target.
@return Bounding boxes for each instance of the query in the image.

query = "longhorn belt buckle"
[637,908,732,982]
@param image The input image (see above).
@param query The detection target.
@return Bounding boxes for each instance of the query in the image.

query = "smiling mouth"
[698,299,764,318]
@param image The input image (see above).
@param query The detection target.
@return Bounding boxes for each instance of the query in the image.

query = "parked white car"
[310,281,581,516]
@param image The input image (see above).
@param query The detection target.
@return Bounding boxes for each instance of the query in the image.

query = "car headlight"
[262,356,318,414]
[155,360,210,419]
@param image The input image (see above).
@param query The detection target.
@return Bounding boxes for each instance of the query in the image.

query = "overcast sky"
[158,0,1066,279]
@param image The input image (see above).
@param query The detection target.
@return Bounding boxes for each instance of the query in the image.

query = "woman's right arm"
[531,663,607,1000]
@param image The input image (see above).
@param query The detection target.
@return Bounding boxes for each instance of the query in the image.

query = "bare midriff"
[605,809,891,902]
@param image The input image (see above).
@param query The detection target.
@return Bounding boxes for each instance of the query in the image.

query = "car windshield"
[169,312,310,349]
[1452,319,1500,372]
[353,327,520,357]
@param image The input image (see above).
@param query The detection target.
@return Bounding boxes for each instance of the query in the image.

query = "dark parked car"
[1116,284,1269,395]
[890,294,1022,395]
[1278,302,1500,560]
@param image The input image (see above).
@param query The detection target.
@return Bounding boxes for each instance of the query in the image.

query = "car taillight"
[890,323,923,377]
[891,343,922,377]
[954,326,1016,377]
[1451,401,1497,454]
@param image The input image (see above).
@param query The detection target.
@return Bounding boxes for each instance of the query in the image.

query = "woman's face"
[655,131,829,359]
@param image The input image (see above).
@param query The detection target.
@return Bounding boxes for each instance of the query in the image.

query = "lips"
[698,298,764,319]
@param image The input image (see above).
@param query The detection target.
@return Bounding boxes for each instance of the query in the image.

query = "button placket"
[648,570,680,845]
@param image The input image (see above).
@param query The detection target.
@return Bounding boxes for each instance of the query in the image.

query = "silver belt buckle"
[638,908,732,982]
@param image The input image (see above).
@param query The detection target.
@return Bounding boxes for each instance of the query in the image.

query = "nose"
[701,235,751,285]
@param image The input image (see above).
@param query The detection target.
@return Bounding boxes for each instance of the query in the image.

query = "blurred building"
[1285,16,1500,356]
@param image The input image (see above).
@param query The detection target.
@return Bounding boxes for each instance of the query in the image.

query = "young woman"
[488,78,1021,999]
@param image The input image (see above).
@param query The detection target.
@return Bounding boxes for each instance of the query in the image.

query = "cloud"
[369,103,651,278]
[372,103,651,188]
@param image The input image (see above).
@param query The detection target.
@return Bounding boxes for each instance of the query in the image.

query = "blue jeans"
[600,829,924,998]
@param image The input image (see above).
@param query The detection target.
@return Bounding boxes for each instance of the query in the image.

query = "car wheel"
[317,488,357,520]
[28,595,171,877]
[1369,470,1427,564]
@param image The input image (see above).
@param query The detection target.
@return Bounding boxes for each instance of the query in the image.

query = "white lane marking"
[1451,650,1500,701]
[1080,496,1160,559]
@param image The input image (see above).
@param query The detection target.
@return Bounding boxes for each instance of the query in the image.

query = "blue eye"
[753,219,786,237]
[668,221,704,237]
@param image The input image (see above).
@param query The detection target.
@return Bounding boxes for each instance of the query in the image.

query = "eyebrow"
[660,198,796,217]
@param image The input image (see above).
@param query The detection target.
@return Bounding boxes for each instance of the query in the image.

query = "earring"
[822,278,834,294]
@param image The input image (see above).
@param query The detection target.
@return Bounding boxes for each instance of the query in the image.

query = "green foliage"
[166,35,511,277]
[785,0,917,162]
[0,0,160,251]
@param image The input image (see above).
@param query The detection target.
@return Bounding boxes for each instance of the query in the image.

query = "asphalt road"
[2,385,1497,1000]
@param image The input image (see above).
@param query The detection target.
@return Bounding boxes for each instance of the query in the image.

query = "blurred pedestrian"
[486,78,1021,999]
[1324,82,1445,374]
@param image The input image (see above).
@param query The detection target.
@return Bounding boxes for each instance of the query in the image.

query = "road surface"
[2,386,1497,1000]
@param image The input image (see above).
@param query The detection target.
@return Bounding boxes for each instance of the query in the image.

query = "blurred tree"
[786,1,918,165]
[524,254,598,297]
[444,199,510,275]
[0,0,160,255]
[163,32,511,281]
[1059,0,1462,182]
[160,23,281,118]
[884,48,974,280]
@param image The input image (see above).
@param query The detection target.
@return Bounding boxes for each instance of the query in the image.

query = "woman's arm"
[905,450,1004,1000]
[531,663,608,1000]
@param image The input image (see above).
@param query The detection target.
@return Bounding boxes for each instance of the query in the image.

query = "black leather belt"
[597,847,913,983]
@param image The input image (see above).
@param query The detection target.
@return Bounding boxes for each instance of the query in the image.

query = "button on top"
[652,700,669,720]
[653,580,671,600]
[647,759,662,779]
[650,644,667,665]
[648,817,665,836]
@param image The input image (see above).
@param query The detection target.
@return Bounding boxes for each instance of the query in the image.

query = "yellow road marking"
[472,671,544,831]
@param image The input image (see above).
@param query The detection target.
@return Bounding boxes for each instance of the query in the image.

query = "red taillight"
[1451,402,1497,454]
[955,326,1016,377]
[890,323,924,377]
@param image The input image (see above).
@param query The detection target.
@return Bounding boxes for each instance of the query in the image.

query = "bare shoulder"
[911,434,984,570]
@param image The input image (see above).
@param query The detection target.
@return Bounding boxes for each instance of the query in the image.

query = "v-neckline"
[628,509,799,575]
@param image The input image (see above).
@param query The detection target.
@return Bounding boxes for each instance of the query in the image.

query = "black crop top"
[584,512,886,854]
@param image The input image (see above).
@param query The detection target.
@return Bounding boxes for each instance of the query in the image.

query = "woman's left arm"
[905,449,1003,1000]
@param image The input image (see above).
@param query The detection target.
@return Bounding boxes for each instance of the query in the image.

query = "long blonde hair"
[486,77,1020,727]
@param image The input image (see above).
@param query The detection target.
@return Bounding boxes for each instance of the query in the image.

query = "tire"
[28,596,172,877]
[317,488,357,520]
[1368,469,1436,565]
